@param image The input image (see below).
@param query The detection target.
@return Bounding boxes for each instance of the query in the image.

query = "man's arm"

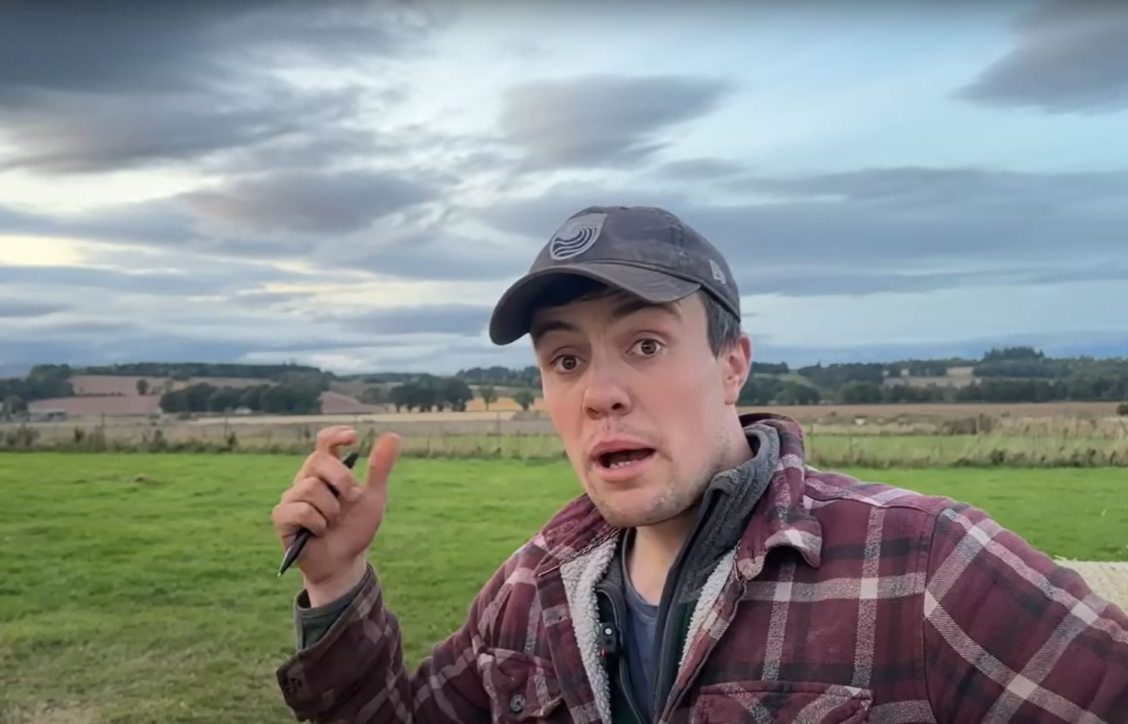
[923,503,1128,722]
[277,556,518,723]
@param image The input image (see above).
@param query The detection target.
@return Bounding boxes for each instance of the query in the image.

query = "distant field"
[745,401,1121,419]
[1,453,1126,722]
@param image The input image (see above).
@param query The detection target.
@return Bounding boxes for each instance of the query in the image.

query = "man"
[272,206,1127,723]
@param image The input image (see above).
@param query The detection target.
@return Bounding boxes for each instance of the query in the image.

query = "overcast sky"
[2,0,1127,375]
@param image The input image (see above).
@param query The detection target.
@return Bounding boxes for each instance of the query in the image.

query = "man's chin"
[589,491,685,529]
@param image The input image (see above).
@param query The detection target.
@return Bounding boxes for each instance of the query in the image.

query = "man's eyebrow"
[530,318,578,346]
[531,298,681,345]
[609,297,681,323]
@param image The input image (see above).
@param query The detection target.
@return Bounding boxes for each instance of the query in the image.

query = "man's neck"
[627,415,753,605]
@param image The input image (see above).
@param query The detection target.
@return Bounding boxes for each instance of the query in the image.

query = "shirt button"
[509,693,526,713]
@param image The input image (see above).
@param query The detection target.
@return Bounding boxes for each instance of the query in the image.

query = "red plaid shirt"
[277,415,1128,723]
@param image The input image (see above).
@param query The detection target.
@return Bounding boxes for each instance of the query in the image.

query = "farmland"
[4,401,1127,467]
[1,452,1126,722]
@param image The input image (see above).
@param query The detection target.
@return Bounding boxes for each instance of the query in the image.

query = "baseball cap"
[489,205,740,345]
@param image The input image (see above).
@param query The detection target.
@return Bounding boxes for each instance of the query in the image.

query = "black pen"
[277,450,360,577]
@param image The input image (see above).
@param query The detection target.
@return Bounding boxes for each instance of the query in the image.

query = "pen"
[276,450,360,577]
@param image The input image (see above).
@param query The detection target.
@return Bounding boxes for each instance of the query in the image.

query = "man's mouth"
[596,447,656,471]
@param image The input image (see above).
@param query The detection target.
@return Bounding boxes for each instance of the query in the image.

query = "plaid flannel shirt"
[277,415,1128,723]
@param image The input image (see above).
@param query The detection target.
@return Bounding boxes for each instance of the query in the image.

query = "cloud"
[958,0,1128,113]
[755,330,1128,367]
[324,304,492,336]
[659,158,748,180]
[0,2,444,173]
[0,88,361,174]
[333,229,531,282]
[0,299,66,318]
[181,170,439,235]
[481,166,1128,299]
[0,265,223,296]
[500,75,730,168]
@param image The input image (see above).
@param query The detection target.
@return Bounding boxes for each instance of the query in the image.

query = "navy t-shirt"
[621,540,659,722]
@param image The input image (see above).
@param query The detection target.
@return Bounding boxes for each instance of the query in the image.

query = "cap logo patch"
[709,259,727,285]
[548,212,606,260]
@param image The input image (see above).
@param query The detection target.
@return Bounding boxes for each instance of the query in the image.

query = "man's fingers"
[365,433,402,490]
[304,453,362,502]
[280,476,343,523]
[272,501,329,539]
[315,425,357,456]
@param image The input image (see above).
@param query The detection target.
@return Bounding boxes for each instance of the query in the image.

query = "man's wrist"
[306,558,367,608]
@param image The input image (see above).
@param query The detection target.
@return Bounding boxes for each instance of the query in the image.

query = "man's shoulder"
[498,493,611,573]
[802,466,957,524]
[533,493,613,560]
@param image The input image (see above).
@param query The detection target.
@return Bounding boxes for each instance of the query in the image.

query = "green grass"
[1,453,1126,722]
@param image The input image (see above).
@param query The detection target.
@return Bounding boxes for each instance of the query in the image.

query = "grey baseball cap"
[489,205,740,345]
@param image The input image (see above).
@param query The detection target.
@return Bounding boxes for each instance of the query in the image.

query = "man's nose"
[582,361,631,419]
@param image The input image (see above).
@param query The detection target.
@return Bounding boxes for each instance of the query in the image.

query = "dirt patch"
[1059,560,1128,611]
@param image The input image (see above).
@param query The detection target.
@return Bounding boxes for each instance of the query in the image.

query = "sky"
[2,0,1127,376]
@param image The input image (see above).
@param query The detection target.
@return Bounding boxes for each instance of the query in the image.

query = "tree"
[982,346,1043,362]
[838,381,883,404]
[389,384,411,412]
[359,386,385,405]
[136,378,149,396]
[443,378,473,412]
[513,389,535,411]
[2,395,26,420]
[480,384,498,411]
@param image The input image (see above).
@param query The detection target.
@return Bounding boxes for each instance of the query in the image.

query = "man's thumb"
[366,433,402,490]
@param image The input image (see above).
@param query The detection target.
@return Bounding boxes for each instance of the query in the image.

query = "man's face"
[531,289,750,528]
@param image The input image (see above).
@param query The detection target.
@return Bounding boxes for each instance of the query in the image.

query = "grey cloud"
[0,164,447,260]
[334,229,530,281]
[0,2,436,96]
[181,170,439,235]
[756,330,1128,368]
[1,88,361,173]
[482,166,1128,296]
[484,185,682,240]
[0,266,222,296]
[500,75,730,168]
[659,158,748,180]
[0,299,66,318]
[0,329,278,367]
[732,167,1128,208]
[0,259,312,297]
[325,304,491,337]
[228,290,315,310]
[740,264,1128,298]
[958,0,1128,113]
[0,2,443,173]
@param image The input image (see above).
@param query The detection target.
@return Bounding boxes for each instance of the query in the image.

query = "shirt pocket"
[478,648,567,723]
[689,681,872,724]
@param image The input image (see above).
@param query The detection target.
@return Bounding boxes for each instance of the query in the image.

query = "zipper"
[649,488,723,720]
[596,586,648,723]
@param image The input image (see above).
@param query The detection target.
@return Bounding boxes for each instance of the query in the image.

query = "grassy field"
[2,453,1127,722]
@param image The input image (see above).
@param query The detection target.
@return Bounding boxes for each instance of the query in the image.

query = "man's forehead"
[529,289,692,340]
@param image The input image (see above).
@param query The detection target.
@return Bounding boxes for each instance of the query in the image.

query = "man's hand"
[272,426,401,606]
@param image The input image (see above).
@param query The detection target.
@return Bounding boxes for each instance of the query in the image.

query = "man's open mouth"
[596,447,656,470]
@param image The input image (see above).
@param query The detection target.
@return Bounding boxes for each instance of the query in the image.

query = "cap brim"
[488,262,701,345]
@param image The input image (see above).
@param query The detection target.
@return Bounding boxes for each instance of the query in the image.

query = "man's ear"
[720,334,753,406]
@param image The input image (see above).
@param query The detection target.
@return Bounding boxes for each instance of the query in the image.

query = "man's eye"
[631,338,663,357]
[552,355,581,373]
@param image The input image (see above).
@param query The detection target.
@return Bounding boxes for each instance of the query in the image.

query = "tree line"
[362,376,536,413]
[159,382,323,415]
[4,348,1127,419]
[80,361,324,381]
